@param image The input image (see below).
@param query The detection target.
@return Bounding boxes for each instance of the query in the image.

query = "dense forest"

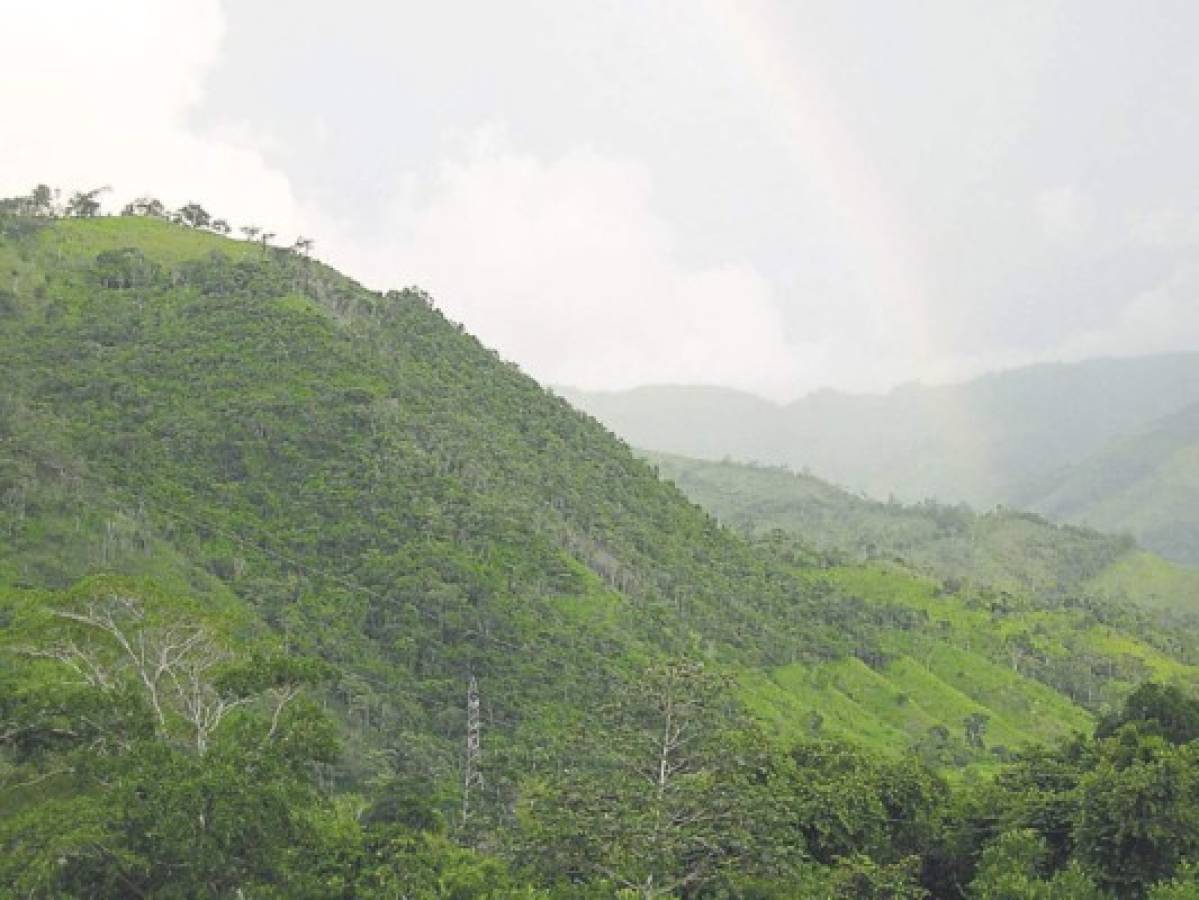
[5,190,1199,897]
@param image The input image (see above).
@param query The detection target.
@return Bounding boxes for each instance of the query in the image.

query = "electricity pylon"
[462,674,483,824]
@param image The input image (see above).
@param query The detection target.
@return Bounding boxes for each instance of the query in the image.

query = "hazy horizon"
[560,348,1199,405]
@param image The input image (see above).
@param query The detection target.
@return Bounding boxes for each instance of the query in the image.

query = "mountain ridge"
[565,353,1199,563]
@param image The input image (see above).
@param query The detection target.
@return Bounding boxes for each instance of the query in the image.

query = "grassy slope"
[740,558,1198,759]
[1031,404,1199,565]
[1089,551,1199,610]
[2,215,1194,786]
[641,451,1199,752]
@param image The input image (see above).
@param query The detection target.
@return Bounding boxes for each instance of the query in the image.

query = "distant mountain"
[555,383,784,461]
[565,354,1199,562]
[1031,402,1199,565]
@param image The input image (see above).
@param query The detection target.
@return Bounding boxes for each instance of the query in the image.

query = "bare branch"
[267,685,302,741]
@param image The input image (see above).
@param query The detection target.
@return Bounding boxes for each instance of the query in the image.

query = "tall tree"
[1075,736,1199,895]
[66,186,108,218]
[121,196,166,218]
[176,203,212,229]
[517,660,764,897]
[29,184,54,216]
[0,578,337,897]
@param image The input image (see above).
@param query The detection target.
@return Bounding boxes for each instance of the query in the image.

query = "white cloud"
[0,0,304,236]
[1051,262,1199,362]
[1035,185,1094,243]
[0,3,807,398]
[1129,208,1199,250]
[336,139,807,398]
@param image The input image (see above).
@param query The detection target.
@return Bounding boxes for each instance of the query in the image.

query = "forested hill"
[1,214,855,745]
[6,207,1199,896]
[646,451,1199,614]
[1029,401,1199,565]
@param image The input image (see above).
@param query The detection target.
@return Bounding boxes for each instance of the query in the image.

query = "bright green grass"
[880,656,1036,747]
[1087,625,1199,684]
[914,645,1092,740]
[38,215,261,267]
[1088,551,1199,613]
[740,665,912,751]
[739,642,1092,759]
[822,563,1199,713]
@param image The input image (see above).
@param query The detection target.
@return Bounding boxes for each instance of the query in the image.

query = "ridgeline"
[4,202,1199,896]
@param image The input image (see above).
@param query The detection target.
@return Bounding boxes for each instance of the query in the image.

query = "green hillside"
[644,451,1199,720]
[2,215,837,758]
[1090,550,1199,611]
[1031,403,1199,565]
[6,208,1199,896]
[646,450,1199,611]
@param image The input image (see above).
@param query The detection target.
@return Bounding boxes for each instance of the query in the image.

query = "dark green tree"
[1075,735,1199,895]
[29,183,54,215]
[1097,683,1199,745]
[965,712,990,749]
[177,203,212,229]
[66,186,108,217]
[121,196,166,218]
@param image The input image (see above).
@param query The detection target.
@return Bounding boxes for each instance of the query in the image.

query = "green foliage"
[647,451,1134,594]
[646,450,1199,618]
[969,830,1102,899]
[1097,682,1199,745]
[5,210,1199,896]
[357,828,547,898]
[1149,864,1199,899]
[0,582,336,897]
[515,660,781,895]
[1075,736,1199,895]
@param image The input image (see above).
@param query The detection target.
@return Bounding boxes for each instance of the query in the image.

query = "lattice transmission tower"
[462,674,483,823]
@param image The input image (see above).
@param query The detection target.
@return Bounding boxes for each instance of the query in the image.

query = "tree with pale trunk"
[517,659,775,897]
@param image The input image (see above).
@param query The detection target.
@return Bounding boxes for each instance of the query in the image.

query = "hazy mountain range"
[562,353,1199,565]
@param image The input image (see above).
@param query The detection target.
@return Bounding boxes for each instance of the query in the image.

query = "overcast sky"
[4,1,1199,400]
